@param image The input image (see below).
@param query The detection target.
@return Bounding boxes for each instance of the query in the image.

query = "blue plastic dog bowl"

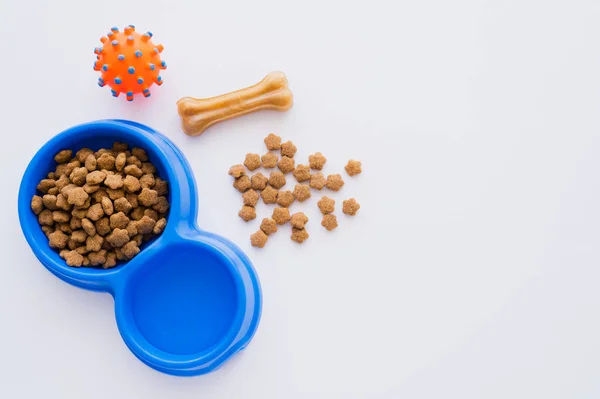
[18,120,262,376]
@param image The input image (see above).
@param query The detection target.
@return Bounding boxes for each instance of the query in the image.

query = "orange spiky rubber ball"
[94,25,166,101]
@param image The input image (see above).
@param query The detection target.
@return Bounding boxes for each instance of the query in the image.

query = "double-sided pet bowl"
[18,120,262,376]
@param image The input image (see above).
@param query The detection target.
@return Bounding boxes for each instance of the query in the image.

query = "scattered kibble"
[293,164,311,182]
[309,172,326,190]
[321,214,338,231]
[250,230,268,248]
[281,141,297,158]
[260,218,278,235]
[343,198,360,216]
[233,175,251,192]
[326,174,345,191]
[229,164,246,178]
[242,189,260,207]
[277,156,295,174]
[244,153,261,171]
[317,196,335,214]
[251,173,269,190]
[293,184,311,202]
[291,227,309,244]
[308,152,327,170]
[276,190,295,208]
[261,152,278,168]
[31,142,169,268]
[290,212,308,229]
[269,171,286,189]
[272,207,291,225]
[238,205,257,222]
[264,133,282,151]
[261,185,278,204]
[345,160,362,176]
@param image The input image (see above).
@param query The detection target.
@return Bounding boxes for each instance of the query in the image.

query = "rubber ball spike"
[94,25,166,101]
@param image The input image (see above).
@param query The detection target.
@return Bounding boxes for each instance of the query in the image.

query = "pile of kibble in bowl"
[229,133,361,248]
[30,142,169,268]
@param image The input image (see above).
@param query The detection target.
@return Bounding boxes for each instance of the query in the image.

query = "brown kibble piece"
[250,230,268,248]
[55,193,71,211]
[104,174,124,190]
[139,174,155,189]
[138,188,159,206]
[104,252,117,269]
[69,217,82,230]
[67,187,88,206]
[95,217,111,236]
[272,207,291,225]
[88,250,107,266]
[130,207,145,221]
[75,148,94,163]
[290,212,309,229]
[74,196,91,210]
[281,141,297,158]
[86,203,104,222]
[55,175,70,191]
[47,187,59,195]
[107,229,129,248]
[97,153,116,170]
[264,133,282,150]
[242,189,259,207]
[57,223,71,233]
[310,172,327,190]
[86,234,104,252]
[293,184,311,202]
[317,196,335,214]
[141,162,157,175]
[132,147,148,162]
[112,141,128,152]
[126,156,142,168]
[308,152,327,170]
[121,241,140,259]
[81,218,96,236]
[342,198,361,216]
[107,188,125,200]
[83,184,100,194]
[42,194,58,210]
[345,160,362,176]
[152,196,169,214]
[126,193,138,208]
[42,225,54,238]
[153,218,167,235]
[115,153,127,171]
[276,190,295,207]
[37,179,56,194]
[291,227,309,243]
[238,206,256,222]
[71,230,87,243]
[123,175,141,193]
[244,153,261,171]
[229,164,246,178]
[126,221,138,237]
[114,197,132,214]
[321,214,338,231]
[144,208,159,221]
[261,152,278,169]
[71,208,88,219]
[260,218,278,235]
[70,167,88,186]
[326,174,345,191]
[124,164,143,178]
[31,195,43,215]
[92,188,108,203]
[251,173,268,190]
[48,230,69,249]
[269,171,286,189]
[261,185,278,204]
[293,164,311,182]
[154,178,168,196]
[233,175,251,193]
[54,150,72,164]
[101,197,114,216]
[277,156,295,173]
[64,250,84,267]
[136,215,156,234]
[110,212,130,229]
[52,210,70,223]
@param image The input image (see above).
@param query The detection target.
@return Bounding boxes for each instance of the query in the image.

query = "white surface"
[1,0,600,397]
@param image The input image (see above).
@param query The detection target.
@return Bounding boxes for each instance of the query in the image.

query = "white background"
[1,0,599,397]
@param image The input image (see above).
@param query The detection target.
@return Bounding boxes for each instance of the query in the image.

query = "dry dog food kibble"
[251,173,269,190]
[281,141,297,158]
[31,142,169,268]
[321,214,338,231]
[317,196,335,214]
[290,212,308,229]
[276,190,295,207]
[233,175,251,192]
[242,189,260,207]
[293,184,311,202]
[272,207,291,225]
[261,152,278,168]
[261,185,278,204]
[293,164,311,182]
[244,153,261,171]
[309,172,326,190]
[250,230,268,248]
[326,174,345,191]
[260,218,278,235]
[229,164,246,178]
[345,160,362,176]
[277,156,295,174]
[308,152,327,170]
[343,198,360,216]
[269,171,286,189]
[291,227,309,244]
[238,205,257,222]
[264,133,282,151]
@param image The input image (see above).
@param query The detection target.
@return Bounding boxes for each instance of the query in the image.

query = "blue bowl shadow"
[18,120,262,376]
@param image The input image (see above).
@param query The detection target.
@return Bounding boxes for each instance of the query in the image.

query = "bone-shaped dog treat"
[177,71,293,136]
